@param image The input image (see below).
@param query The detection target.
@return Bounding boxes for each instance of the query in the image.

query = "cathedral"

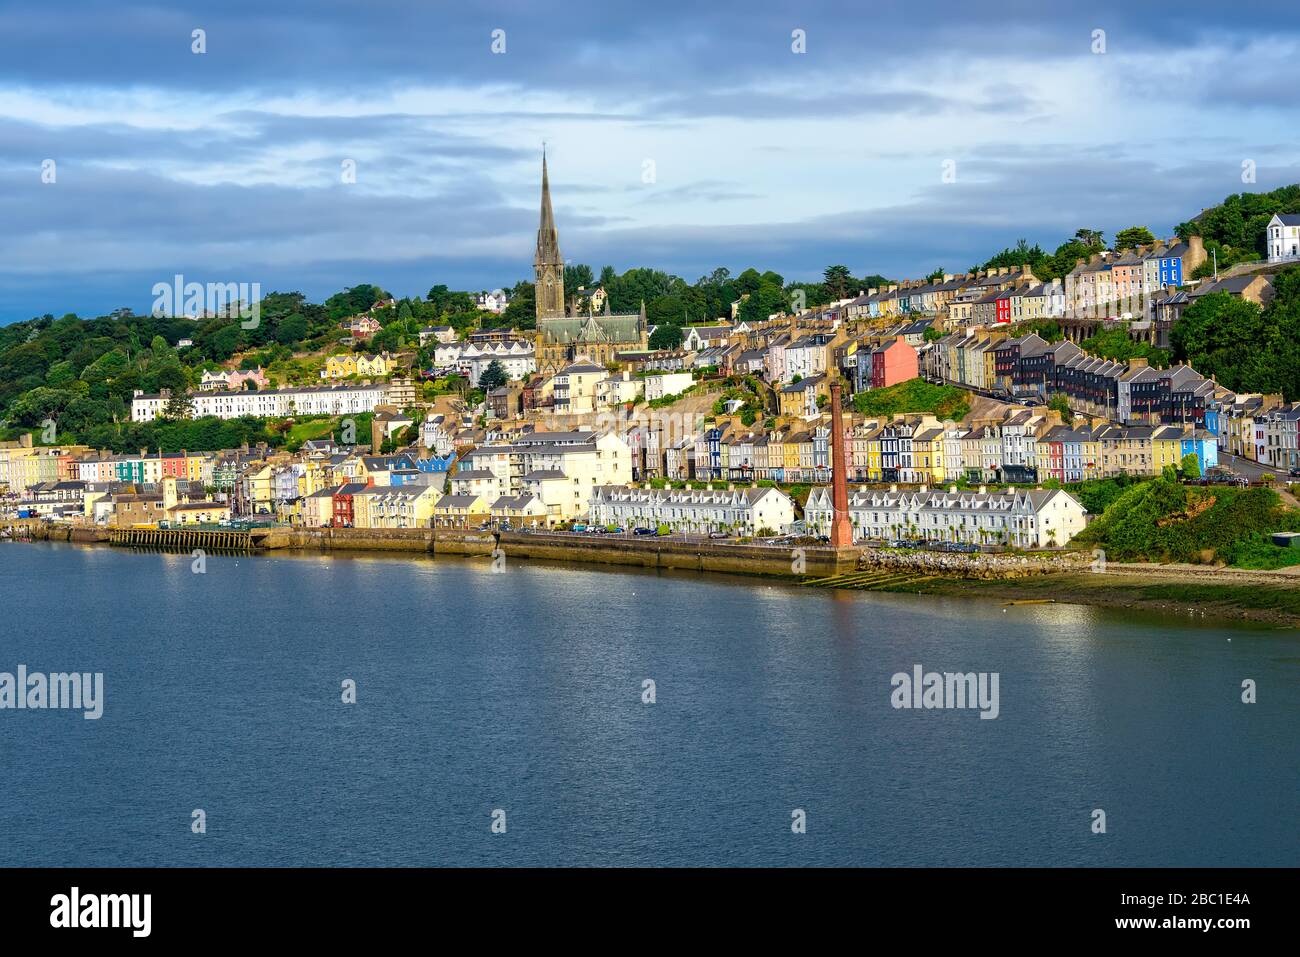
[533,152,648,373]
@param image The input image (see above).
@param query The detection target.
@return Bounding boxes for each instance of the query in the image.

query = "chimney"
[978,485,988,494]
[943,274,954,282]
[949,485,958,493]
[890,484,898,492]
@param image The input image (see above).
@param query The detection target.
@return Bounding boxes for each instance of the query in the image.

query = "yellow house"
[355,484,440,529]
[1080,433,1101,480]
[781,433,800,476]
[323,353,391,380]
[239,463,278,514]
[432,492,489,527]
[1152,427,1184,474]
[324,354,358,378]
[489,492,551,528]
[913,427,946,483]
[865,431,882,480]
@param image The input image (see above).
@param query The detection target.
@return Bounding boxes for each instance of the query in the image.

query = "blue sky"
[0,0,1297,322]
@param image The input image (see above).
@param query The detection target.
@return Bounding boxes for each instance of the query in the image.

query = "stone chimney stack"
[828,379,853,548]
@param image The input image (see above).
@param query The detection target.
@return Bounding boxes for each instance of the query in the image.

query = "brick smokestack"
[829,378,853,548]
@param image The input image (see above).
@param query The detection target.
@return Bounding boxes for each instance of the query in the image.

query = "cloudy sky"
[0,0,1297,322]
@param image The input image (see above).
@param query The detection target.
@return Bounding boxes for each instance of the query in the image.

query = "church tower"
[534,150,566,320]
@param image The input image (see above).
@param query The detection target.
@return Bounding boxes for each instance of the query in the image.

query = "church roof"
[539,315,644,344]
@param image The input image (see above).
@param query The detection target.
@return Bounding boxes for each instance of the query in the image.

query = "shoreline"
[7,522,1300,627]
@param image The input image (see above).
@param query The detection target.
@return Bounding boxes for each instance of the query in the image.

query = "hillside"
[1177,184,1300,278]
[1075,476,1300,568]
[852,379,971,421]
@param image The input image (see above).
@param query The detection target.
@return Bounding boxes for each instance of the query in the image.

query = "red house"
[995,290,1013,324]
[869,337,919,390]
[331,479,374,527]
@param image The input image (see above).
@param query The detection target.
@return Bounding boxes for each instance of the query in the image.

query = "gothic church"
[533,152,648,373]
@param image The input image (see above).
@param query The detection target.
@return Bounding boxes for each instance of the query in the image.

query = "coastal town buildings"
[131,383,389,422]
[450,429,632,523]
[589,483,795,536]
[804,484,1088,548]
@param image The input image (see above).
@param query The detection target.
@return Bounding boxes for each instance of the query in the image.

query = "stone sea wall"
[855,547,1091,580]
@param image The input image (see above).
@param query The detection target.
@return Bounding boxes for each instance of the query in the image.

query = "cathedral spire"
[535,147,561,268]
[534,147,566,320]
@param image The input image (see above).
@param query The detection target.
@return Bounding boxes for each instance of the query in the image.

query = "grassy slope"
[1075,476,1300,567]
[852,379,971,421]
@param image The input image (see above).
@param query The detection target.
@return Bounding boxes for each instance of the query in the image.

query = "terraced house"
[589,483,795,536]
[804,485,1088,548]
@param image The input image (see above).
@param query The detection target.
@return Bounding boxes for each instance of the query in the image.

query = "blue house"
[1181,433,1218,473]
[415,451,457,474]
[1158,240,1192,287]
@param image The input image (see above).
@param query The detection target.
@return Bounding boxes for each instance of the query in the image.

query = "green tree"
[564,263,595,291]
[823,265,853,300]
[649,325,684,350]
[1181,452,1202,480]
[276,313,308,345]
[477,360,508,392]
[162,391,195,421]
[1113,226,1156,250]
[1075,228,1105,248]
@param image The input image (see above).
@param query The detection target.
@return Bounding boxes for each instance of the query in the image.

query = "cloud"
[0,1,1298,320]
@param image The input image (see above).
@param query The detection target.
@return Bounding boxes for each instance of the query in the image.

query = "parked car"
[708,531,730,539]
[633,527,656,535]
[608,527,626,534]
[1289,467,1300,478]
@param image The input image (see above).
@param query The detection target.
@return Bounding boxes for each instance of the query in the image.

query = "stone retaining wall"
[856,548,1092,580]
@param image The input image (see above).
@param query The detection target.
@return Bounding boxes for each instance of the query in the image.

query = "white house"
[434,339,535,383]
[642,371,695,402]
[1266,213,1300,264]
[595,371,642,410]
[680,325,733,352]
[476,290,511,313]
[452,430,632,522]
[589,483,795,536]
[804,484,1087,548]
[131,383,386,422]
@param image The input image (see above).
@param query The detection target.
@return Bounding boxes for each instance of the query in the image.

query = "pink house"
[349,316,382,340]
[200,367,269,392]
[869,337,919,390]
